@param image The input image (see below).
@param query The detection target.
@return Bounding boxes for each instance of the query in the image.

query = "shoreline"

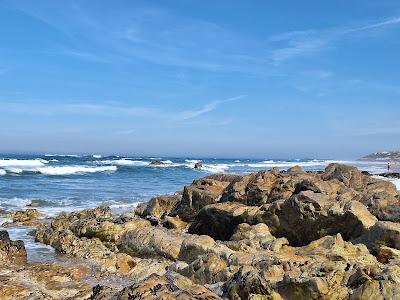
[2,163,400,298]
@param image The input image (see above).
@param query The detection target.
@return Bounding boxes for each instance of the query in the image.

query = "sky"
[0,0,399,158]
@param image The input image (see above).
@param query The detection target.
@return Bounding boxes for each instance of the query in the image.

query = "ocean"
[0,154,399,262]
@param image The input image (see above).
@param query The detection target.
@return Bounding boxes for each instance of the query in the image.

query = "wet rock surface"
[3,163,400,299]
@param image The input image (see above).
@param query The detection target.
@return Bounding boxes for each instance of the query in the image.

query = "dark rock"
[188,202,263,240]
[0,230,27,263]
[194,162,203,169]
[149,160,163,165]
[354,221,400,253]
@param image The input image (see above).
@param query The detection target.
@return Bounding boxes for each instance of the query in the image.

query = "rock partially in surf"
[2,208,43,227]
[0,230,27,263]
[27,199,48,207]
[194,162,203,169]
[377,172,400,179]
[149,160,163,166]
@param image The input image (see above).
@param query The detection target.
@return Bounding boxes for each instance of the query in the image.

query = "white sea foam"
[44,154,81,157]
[98,159,149,166]
[0,159,48,167]
[37,165,117,175]
[201,164,231,173]
[49,159,59,162]
[93,155,102,158]
[0,197,33,208]
[0,169,5,175]
[247,160,350,169]
[235,160,241,163]
[185,159,201,163]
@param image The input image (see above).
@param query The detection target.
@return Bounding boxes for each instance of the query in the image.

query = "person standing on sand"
[387,161,391,172]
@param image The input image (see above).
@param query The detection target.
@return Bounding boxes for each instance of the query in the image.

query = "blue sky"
[0,0,399,158]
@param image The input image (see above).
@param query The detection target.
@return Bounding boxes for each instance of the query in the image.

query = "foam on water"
[0,169,5,175]
[45,154,81,157]
[247,159,350,169]
[0,159,48,167]
[37,165,117,175]
[201,163,231,173]
[0,197,33,208]
[98,159,149,166]
[1,165,117,175]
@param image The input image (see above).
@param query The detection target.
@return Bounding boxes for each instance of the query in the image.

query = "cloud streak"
[0,95,246,122]
[178,95,247,120]
[269,16,400,65]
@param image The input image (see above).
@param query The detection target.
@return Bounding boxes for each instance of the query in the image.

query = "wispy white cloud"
[177,95,247,120]
[0,95,246,121]
[269,16,400,65]
[350,17,400,32]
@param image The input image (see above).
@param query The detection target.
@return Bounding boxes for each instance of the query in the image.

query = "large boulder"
[354,221,400,253]
[359,176,400,222]
[171,175,239,222]
[188,202,263,240]
[0,231,27,264]
[120,225,232,263]
[265,194,377,246]
[322,163,364,190]
[221,169,280,206]
[135,194,180,224]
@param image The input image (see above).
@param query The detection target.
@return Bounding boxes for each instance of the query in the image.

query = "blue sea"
[0,154,399,262]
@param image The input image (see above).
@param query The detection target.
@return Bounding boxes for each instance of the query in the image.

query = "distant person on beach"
[387,161,391,172]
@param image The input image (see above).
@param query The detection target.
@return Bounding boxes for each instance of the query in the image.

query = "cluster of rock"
[0,230,92,299]
[2,163,400,299]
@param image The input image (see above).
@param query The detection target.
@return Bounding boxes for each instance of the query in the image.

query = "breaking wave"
[98,159,149,166]
[36,165,117,175]
[0,159,48,167]
[2,165,117,175]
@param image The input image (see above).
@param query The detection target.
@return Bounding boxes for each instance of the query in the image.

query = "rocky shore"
[2,163,400,299]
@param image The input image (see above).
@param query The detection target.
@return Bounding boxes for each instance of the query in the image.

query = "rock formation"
[2,163,400,299]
